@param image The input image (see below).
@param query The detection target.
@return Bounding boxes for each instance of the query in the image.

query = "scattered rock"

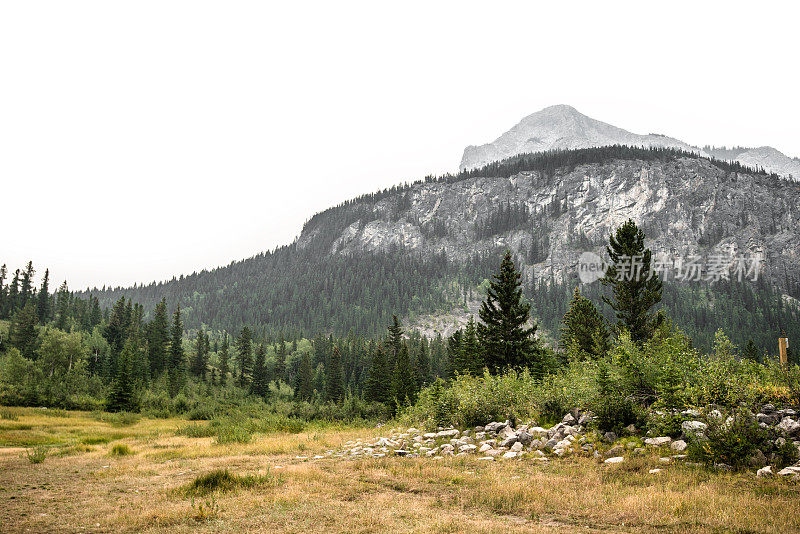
[757,466,774,478]
[649,468,662,474]
[777,417,800,437]
[670,440,688,452]
[682,421,707,434]
[605,446,624,458]
[502,451,518,459]
[603,432,618,443]
[645,437,672,447]
[604,456,624,464]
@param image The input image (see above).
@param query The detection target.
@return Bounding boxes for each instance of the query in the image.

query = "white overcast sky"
[2,1,799,290]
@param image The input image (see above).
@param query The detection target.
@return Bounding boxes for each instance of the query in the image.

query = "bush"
[686,408,767,470]
[182,469,282,496]
[109,444,134,456]
[772,440,799,470]
[646,411,692,438]
[177,423,215,438]
[24,445,48,464]
[591,395,645,434]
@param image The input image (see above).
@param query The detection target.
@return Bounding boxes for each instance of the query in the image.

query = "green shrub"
[591,395,645,434]
[24,445,48,464]
[109,444,134,456]
[212,422,252,444]
[0,409,19,421]
[177,423,215,438]
[182,468,282,496]
[772,440,799,470]
[645,411,691,438]
[187,403,217,421]
[686,408,767,470]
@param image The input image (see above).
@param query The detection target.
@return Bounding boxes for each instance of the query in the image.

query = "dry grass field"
[2,407,800,533]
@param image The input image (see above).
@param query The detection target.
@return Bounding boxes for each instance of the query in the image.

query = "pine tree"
[387,314,403,366]
[236,326,253,387]
[447,330,463,378]
[191,330,209,380]
[478,251,540,373]
[325,346,345,403]
[601,219,663,343]
[55,281,71,331]
[391,342,416,410]
[8,269,20,314]
[251,343,270,398]
[561,287,608,358]
[294,353,314,401]
[168,306,185,396]
[146,298,169,377]
[107,339,138,412]
[415,338,431,387]
[0,264,7,318]
[219,333,230,384]
[742,339,759,362]
[9,301,39,359]
[19,261,35,309]
[364,345,390,403]
[460,316,484,375]
[36,269,50,323]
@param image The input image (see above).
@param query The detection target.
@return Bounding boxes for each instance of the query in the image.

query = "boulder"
[670,440,688,452]
[528,427,549,439]
[484,422,506,433]
[625,424,637,434]
[510,442,524,452]
[645,437,672,447]
[502,451,518,459]
[648,468,662,474]
[517,431,533,446]
[604,446,625,458]
[436,429,460,439]
[578,413,593,426]
[603,432,618,443]
[477,456,494,461]
[497,426,516,441]
[604,456,624,464]
[749,449,768,468]
[500,437,518,448]
[761,404,776,414]
[777,417,800,437]
[478,443,493,453]
[458,444,477,453]
[682,421,708,435]
[562,413,577,425]
[777,466,800,477]
[757,465,774,478]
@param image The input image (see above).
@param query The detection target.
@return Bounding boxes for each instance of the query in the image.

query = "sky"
[2,1,799,290]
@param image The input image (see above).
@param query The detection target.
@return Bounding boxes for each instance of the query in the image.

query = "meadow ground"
[1,407,800,533]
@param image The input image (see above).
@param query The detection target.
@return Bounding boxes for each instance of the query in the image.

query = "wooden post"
[779,333,789,367]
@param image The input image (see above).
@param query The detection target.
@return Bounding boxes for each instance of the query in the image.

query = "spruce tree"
[478,250,539,373]
[236,326,253,387]
[10,301,39,359]
[601,219,663,343]
[19,261,35,309]
[415,338,431,387]
[36,269,50,323]
[0,264,7,318]
[447,330,463,378]
[219,333,230,385]
[55,281,71,331]
[387,314,403,366]
[168,306,185,396]
[561,287,608,358]
[743,339,759,363]
[364,345,390,403]
[325,346,345,403]
[391,342,416,410]
[294,353,314,401]
[460,316,484,375]
[251,343,270,398]
[146,298,169,377]
[8,270,20,313]
[191,330,209,380]
[107,340,138,412]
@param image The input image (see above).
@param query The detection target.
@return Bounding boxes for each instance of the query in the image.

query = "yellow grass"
[1,407,799,533]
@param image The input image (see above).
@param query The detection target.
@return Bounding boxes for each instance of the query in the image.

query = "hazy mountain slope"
[461,105,800,181]
[84,147,800,348]
[459,105,703,170]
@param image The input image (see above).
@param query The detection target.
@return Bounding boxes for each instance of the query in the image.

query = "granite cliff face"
[298,154,799,293]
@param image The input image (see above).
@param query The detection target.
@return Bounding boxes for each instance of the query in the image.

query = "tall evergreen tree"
[9,301,39,359]
[168,306,185,396]
[0,264,7,318]
[415,338,431,386]
[8,269,20,314]
[107,340,138,412]
[19,261,35,309]
[601,219,663,343]
[146,298,169,377]
[391,342,416,410]
[55,281,71,331]
[251,343,270,398]
[294,352,314,401]
[387,314,403,366]
[364,345,390,403]
[36,269,50,323]
[191,330,209,380]
[460,316,484,375]
[219,332,230,384]
[561,287,608,358]
[478,250,539,373]
[325,346,345,403]
[236,326,253,387]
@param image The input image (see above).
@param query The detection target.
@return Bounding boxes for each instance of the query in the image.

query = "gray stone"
[625,424,637,434]
[605,446,624,458]
[435,429,460,439]
[749,449,767,468]
[777,466,800,477]
[682,421,708,435]
[670,440,688,452]
[604,456,624,464]
[777,417,800,437]
[517,431,533,446]
[510,442,524,452]
[562,413,577,425]
[578,413,593,426]
[645,436,672,447]
[757,465,774,478]
[502,451,518,459]
[603,431,618,443]
[478,443,493,453]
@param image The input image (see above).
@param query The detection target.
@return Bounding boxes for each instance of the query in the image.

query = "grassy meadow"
[1,407,800,533]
